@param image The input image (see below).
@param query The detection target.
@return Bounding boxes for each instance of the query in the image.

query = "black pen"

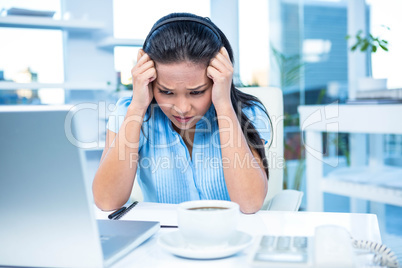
[113,201,138,220]
[108,206,126,220]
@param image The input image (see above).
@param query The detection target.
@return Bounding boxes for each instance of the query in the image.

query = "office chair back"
[239,87,285,209]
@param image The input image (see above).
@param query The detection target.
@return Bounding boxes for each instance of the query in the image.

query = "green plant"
[327,133,351,166]
[271,46,306,191]
[272,46,304,89]
[346,26,390,77]
[346,26,389,53]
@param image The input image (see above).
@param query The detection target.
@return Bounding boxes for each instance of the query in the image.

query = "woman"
[93,13,271,213]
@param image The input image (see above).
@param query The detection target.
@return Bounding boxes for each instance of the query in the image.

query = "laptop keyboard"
[251,235,310,265]
[100,235,133,260]
[100,235,129,246]
[100,235,112,244]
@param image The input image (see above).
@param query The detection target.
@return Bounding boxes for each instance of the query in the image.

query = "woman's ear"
[137,49,146,62]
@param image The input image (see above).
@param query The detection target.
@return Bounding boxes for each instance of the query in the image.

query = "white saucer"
[157,230,253,259]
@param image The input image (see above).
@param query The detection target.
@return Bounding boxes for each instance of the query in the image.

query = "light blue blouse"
[107,97,271,204]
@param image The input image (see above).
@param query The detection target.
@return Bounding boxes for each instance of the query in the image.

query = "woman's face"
[153,61,213,131]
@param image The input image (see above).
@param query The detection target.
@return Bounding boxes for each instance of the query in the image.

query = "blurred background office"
[0,0,401,262]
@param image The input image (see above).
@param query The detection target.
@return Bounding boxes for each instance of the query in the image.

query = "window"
[368,0,402,88]
[0,0,64,104]
[238,0,270,86]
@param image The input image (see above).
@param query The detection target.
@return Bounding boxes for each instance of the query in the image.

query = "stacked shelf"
[0,15,143,90]
[298,104,402,211]
[97,37,144,49]
[322,166,402,207]
[0,81,115,91]
[0,15,104,31]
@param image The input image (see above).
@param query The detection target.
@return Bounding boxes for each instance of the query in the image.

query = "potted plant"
[346,26,390,91]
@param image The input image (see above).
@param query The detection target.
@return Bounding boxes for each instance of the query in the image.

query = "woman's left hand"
[207,47,233,108]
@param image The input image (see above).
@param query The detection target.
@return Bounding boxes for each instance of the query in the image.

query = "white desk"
[95,204,381,268]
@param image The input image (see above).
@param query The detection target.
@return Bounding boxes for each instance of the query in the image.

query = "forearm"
[93,106,145,210]
[216,105,268,213]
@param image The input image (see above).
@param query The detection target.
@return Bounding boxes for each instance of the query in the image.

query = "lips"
[173,116,193,123]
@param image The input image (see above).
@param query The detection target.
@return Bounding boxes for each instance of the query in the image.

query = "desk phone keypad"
[251,235,310,266]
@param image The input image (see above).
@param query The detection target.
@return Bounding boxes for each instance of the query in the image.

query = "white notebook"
[96,202,179,227]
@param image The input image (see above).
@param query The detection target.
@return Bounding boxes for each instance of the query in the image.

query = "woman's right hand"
[130,49,157,113]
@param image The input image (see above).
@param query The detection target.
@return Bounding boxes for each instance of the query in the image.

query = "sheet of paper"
[122,202,179,226]
[94,202,179,226]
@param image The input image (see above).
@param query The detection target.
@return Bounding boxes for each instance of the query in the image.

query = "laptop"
[0,105,159,268]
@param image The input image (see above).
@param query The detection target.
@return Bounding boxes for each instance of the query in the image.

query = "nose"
[174,97,191,116]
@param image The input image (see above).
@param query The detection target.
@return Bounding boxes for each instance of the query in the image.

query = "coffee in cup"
[177,200,240,248]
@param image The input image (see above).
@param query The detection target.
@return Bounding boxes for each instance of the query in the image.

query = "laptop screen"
[0,106,104,267]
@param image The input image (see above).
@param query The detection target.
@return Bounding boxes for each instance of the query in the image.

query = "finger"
[215,49,233,69]
[137,60,154,75]
[132,60,153,78]
[209,49,232,72]
[142,67,157,83]
[220,47,231,62]
[137,51,151,66]
[133,68,156,89]
[137,49,145,63]
[209,56,232,74]
[149,68,157,83]
[207,65,220,80]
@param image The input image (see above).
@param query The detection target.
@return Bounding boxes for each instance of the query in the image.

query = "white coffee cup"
[177,200,240,248]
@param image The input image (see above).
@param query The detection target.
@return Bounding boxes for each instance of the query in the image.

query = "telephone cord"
[353,239,399,268]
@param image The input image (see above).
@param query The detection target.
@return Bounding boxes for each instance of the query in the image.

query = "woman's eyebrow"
[156,82,174,91]
[156,82,208,91]
[187,84,209,91]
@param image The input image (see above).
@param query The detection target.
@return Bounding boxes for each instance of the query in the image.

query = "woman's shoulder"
[241,101,272,144]
[107,97,154,133]
[242,101,268,117]
[111,97,155,118]
[111,96,132,114]
[106,97,133,121]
